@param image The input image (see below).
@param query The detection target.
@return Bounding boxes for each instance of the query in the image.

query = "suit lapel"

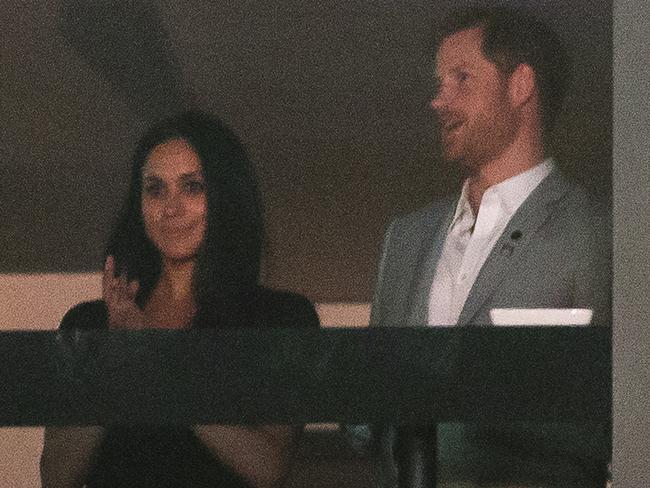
[456,170,572,326]
[406,196,458,326]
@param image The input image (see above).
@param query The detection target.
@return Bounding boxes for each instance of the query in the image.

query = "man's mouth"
[442,120,464,137]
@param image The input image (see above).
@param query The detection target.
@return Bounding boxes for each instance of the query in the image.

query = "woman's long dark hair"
[106,110,264,326]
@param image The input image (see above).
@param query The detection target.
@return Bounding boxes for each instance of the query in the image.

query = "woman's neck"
[158,258,195,302]
[143,259,197,329]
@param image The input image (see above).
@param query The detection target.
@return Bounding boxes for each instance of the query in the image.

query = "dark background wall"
[5,2,648,485]
[1,0,611,303]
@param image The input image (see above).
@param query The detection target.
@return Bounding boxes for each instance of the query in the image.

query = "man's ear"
[508,63,536,108]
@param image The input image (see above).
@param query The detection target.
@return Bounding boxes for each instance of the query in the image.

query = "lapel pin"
[510,230,523,241]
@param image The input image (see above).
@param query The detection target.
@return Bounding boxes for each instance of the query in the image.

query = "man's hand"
[103,255,145,329]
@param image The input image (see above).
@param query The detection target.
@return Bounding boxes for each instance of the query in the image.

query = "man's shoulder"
[59,300,108,330]
[388,195,457,237]
[546,172,610,229]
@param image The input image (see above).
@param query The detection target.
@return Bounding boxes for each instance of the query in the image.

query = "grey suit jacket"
[364,169,611,487]
[372,169,611,329]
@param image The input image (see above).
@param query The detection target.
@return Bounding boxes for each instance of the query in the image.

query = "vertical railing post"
[397,425,437,488]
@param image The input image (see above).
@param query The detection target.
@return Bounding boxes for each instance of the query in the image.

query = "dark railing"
[0,327,611,487]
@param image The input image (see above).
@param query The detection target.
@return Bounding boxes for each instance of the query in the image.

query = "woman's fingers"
[105,261,133,301]
[102,256,114,299]
[102,256,143,329]
[115,272,127,300]
[103,257,124,302]
[127,279,140,300]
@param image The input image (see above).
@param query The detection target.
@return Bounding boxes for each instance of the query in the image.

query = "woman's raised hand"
[102,256,145,329]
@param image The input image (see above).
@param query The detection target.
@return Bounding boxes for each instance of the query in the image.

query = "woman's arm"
[192,291,316,487]
[43,298,108,487]
[193,424,298,488]
[40,426,105,488]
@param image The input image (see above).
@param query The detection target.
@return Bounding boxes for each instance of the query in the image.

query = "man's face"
[431,26,518,170]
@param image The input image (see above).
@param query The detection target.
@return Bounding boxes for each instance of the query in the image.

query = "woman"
[40,110,320,488]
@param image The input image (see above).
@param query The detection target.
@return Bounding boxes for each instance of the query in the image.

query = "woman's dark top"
[59,287,320,488]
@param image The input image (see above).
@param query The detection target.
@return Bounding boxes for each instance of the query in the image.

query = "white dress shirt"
[427,159,554,326]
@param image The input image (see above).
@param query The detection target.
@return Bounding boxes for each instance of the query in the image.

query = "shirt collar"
[451,158,555,226]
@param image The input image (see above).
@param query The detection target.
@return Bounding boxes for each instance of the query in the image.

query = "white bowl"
[489,308,593,326]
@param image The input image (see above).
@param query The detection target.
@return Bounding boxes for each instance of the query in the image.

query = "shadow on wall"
[59,0,195,122]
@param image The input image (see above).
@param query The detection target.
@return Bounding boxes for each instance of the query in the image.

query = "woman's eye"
[185,180,206,194]
[143,183,162,197]
[458,71,469,83]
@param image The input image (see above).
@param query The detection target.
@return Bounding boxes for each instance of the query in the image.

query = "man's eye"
[457,72,469,82]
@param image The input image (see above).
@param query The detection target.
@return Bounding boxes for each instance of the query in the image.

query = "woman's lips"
[160,225,194,236]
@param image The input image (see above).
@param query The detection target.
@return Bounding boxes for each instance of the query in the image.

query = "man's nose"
[430,82,454,111]
[430,90,447,111]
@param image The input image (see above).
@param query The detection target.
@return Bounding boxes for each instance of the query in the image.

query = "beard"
[439,104,519,176]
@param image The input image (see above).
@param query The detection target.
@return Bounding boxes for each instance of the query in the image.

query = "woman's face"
[141,138,208,263]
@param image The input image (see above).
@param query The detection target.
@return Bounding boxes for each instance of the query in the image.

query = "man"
[351,6,611,488]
